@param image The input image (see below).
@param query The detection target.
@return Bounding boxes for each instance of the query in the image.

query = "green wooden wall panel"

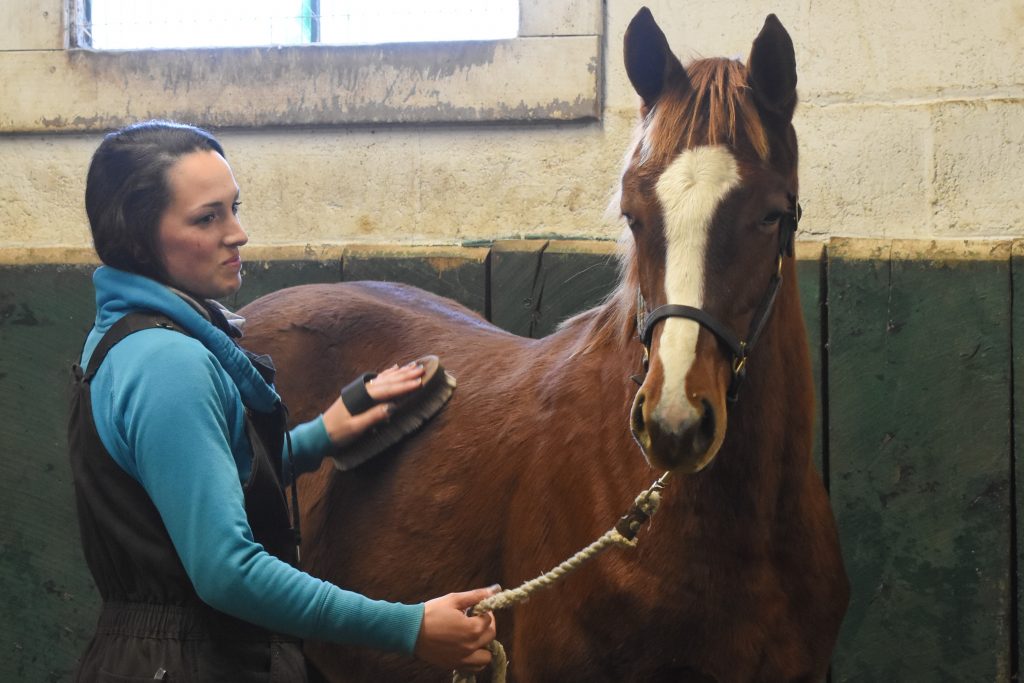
[828,243,1012,682]
[2,239,1018,683]
[796,253,825,477]
[489,240,545,335]
[0,265,100,683]
[489,240,619,337]
[1014,241,1024,682]
[226,258,341,309]
[341,246,488,315]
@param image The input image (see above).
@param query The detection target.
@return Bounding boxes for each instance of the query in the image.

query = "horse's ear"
[624,7,688,114]
[747,14,797,123]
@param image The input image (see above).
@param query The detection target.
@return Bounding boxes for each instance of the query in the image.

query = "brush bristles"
[331,367,456,471]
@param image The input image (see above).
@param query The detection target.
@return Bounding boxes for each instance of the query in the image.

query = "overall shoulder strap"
[82,312,186,382]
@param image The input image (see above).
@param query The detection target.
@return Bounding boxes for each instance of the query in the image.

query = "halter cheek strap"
[634,196,800,403]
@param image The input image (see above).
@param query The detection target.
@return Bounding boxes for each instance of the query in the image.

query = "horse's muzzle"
[631,392,720,472]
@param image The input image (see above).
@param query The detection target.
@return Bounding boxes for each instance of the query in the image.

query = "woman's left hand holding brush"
[322,362,426,446]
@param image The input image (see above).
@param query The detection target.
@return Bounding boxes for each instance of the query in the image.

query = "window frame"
[0,0,601,133]
[76,0,524,49]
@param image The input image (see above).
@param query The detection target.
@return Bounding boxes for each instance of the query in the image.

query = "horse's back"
[241,280,509,350]
[240,280,529,418]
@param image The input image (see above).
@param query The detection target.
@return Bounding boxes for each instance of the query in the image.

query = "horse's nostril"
[687,398,716,455]
[700,399,715,439]
[632,393,646,431]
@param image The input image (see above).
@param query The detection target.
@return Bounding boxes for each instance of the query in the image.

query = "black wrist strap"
[339,371,379,415]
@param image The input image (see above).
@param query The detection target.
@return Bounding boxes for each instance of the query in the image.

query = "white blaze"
[653,146,740,427]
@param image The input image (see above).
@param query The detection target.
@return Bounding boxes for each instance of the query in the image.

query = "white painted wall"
[0,0,1021,255]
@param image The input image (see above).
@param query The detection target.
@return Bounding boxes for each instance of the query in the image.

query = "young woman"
[70,120,497,682]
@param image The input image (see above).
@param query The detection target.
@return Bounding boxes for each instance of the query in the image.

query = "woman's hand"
[321,362,426,446]
[414,587,500,672]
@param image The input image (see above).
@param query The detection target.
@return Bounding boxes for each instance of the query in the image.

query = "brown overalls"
[68,312,309,682]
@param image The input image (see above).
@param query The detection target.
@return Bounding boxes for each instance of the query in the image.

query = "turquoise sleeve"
[285,416,333,480]
[100,332,424,653]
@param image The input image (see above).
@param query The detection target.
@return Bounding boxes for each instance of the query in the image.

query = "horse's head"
[621,8,801,473]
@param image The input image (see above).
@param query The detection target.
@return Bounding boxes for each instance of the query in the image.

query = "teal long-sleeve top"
[82,266,424,652]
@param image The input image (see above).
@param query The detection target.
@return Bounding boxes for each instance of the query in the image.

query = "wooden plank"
[341,245,489,315]
[489,240,547,336]
[1014,239,1024,681]
[795,242,825,478]
[0,264,100,683]
[489,239,619,338]
[226,257,342,310]
[827,239,1012,681]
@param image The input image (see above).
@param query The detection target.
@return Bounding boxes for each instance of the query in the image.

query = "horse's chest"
[513,558,810,683]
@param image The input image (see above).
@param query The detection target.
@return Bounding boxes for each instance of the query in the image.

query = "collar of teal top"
[92,266,280,413]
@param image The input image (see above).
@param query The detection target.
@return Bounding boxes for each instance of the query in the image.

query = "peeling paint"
[19,37,598,132]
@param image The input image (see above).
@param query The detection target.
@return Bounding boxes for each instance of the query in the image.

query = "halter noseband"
[634,196,801,403]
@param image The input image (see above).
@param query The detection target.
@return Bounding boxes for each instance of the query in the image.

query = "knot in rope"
[452,641,508,683]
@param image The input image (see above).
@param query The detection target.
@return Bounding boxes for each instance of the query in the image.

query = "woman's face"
[157,150,248,299]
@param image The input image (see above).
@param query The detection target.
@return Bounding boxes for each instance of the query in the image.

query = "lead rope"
[451,472,672,683]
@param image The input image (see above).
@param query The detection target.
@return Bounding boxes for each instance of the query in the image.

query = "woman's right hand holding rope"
[415,586,500,672]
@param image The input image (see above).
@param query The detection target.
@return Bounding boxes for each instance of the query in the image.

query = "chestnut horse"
[241,8,848,682]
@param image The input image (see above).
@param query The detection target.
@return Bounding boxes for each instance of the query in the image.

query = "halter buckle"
[731,342,748,376]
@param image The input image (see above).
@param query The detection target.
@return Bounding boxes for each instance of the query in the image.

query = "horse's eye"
[760,211,784,228]
[624,214,641,231]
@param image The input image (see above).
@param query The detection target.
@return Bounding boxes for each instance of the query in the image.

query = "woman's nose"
[226,217,248,247]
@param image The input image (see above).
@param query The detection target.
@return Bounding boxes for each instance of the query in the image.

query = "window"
[4,0,600,132]
[85,0,518,50]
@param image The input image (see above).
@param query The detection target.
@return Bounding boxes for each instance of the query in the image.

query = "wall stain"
[0,302,46,326]
[425,257,467,275]
[37,43,597,130]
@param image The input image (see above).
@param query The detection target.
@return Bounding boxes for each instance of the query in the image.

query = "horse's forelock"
[576,59,772,359]
[644,58,771,166]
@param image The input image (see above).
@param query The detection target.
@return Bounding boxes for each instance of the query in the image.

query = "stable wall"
[1,0,1022,250]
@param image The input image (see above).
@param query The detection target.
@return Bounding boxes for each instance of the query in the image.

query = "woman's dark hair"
[85,120,226,280]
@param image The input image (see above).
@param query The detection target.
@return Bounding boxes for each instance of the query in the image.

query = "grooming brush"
[331,355,456,471]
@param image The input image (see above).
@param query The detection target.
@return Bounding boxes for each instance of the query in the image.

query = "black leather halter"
[634,196,801,403]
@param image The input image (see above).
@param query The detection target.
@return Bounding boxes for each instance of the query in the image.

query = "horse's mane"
[562,58,770,358]
[562,232,638,357]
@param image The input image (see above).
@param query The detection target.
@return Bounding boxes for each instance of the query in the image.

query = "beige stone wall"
[0,0,1021,256]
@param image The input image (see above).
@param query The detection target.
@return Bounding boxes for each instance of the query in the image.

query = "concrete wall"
[0,0,1021,253]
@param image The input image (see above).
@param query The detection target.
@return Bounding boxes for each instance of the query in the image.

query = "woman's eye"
[232,201,242,215]
[196,213,217,225]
